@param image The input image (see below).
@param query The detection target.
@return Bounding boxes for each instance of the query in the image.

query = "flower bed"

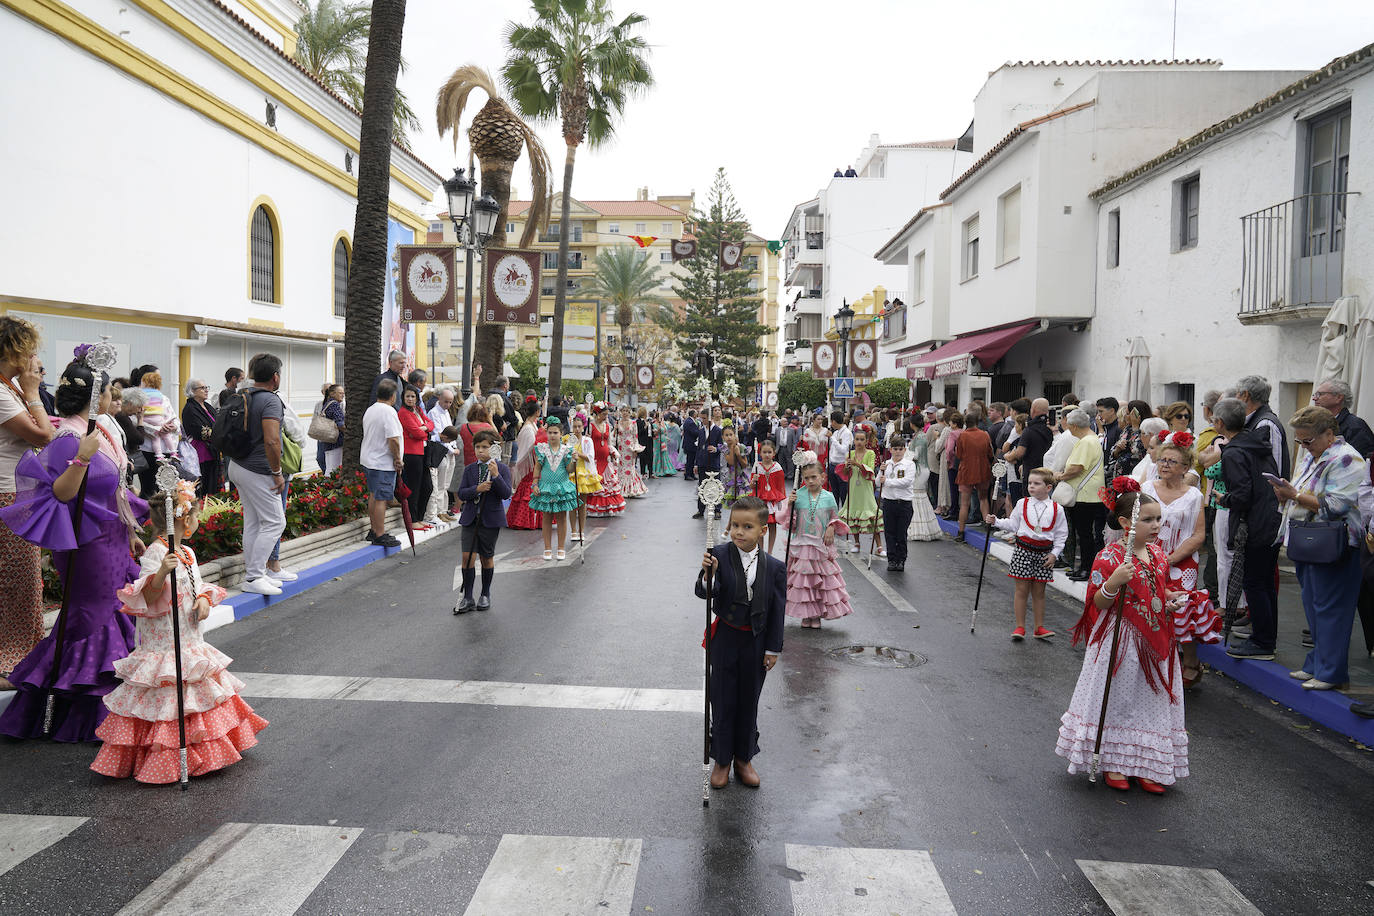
[190,469,372,563]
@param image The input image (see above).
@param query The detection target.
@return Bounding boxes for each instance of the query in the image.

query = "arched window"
[250,205,277,302]
[333,238,350,317]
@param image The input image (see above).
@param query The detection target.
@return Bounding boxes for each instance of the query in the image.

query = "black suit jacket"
[694,543,786,654]
[457,460,513,527]
[682,417,701,451]
[697,424,723,472]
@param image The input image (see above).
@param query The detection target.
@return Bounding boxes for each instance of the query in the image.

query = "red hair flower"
[1166,430,1194,449]
[1098,475,1141,512]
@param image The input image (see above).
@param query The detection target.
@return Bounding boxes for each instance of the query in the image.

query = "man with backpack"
[219,353,288,596]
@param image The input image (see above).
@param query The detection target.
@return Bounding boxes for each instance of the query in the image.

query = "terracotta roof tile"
[504,199,689,219]
[1091,42,1374,199]
[998,58,1220,69]
[875,203,950,258]
[886,139,959,150]
[939,100,1096,201]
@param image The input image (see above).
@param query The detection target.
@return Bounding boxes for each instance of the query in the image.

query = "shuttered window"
[963,214,980,281]
[251,206,277,302]
[333,239,349,317]
[998,186,1021,265]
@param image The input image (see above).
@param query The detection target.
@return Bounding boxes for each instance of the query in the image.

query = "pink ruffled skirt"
[785,544,854,620]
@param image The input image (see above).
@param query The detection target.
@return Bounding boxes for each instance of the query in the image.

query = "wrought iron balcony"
[1239,192,1355,323]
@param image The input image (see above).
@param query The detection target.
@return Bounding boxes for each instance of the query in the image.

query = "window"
[913,251,926,302]
[744,255,759,271]
[1304,105,1351,256]
[1176,175,1200,250]
[506,222,516,234]
[997,185,1021,265]
[607,222,620,234]
[748,278,759,291]
[332,238,349,317]
[635,222,646,233]
[1106,209,1120,268]
[250,204,278,303]
[797,313,822,339]
[962,214,980,281]
[449,328,462,347]
[543,252,559,270]
[660,252,672,263]
[661,222,672,235]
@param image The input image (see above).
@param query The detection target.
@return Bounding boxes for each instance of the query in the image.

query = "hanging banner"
[629,235,658,248]
[482,248,541,326]
[397,244,458,322]
[849,339,878,378]
[671,239,698,262]
[606,364,627,388]
[765,240,784,255]
[719,240,745,271]
[636,364,656,390]
[812,341,838,379]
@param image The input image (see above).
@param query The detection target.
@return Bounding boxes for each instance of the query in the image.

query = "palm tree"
[294,0,421,145]
[436,66,552,381]
[583,243,667,345]
[341,0,407,469]
[502,0,653,401]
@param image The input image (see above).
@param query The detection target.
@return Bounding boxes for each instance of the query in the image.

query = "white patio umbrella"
[1122,337,1152,404]
[1347,296,1374,416]
[1313,296,1358,387]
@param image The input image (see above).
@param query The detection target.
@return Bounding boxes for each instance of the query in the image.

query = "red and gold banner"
[629,235,658,248]
[482,249,541,326]
[398,245,458,322]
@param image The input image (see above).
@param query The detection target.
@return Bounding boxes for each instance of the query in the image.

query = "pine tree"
[671,168,766,394]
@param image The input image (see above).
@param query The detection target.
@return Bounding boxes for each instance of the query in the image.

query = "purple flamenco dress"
[0,431,143,742]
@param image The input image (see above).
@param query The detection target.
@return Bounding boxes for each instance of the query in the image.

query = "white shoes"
[242,578,282,596]
[268,569,298,582]
[1289,669,1313,681]
[1302,678,1347,690]
[848,543,860,553]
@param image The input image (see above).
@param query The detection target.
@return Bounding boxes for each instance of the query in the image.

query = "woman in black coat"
[181,378,220,497]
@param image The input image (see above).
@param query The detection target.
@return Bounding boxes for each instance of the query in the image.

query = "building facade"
[0,0,438,431]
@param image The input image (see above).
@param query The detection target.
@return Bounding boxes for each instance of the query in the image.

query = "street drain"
[826,646,927,669]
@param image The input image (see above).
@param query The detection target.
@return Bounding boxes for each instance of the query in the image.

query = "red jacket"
[399,407,433,456]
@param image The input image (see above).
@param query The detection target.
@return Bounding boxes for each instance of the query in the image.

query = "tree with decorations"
[670,168,766,394]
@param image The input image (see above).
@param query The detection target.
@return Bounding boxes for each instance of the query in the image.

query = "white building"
[781,136,970,375]
[1091,43,1373,420]
[875,60,1304,407]
[0,0,439,429]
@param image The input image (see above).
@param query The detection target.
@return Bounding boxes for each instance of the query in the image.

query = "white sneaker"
[849,543,860,553]
[242,578,282,596]
[268,569,298,582]
[1289,669,1313,681]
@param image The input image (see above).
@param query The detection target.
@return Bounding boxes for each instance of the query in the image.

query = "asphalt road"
[1,477,1372,915]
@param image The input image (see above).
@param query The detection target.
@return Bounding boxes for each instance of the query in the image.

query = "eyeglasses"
[1294,436,1319,446]
[1311,391,1336,400]
[1156,458,1182,467]
[193,385,208,390]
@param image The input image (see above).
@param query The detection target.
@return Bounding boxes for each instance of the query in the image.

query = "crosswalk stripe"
[462,834,641,916]
[844,554,920,614]
[1076,859,1264,916]
[0,813,88,878]
[114,822,363,916]
[785,843,957,915]
[237,672,699,713]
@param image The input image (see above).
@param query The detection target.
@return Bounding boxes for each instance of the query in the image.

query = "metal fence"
[1239,192,1352,316]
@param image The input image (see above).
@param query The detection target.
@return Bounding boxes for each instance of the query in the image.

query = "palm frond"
[435,64,503,151]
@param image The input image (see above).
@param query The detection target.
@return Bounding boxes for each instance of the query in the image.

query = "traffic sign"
[832,377,855,398]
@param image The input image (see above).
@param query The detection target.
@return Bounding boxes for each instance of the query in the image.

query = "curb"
[934,516,1374,746]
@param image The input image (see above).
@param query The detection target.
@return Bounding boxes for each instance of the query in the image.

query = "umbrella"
[1222,520,1248,645]
[1348,296,1374,416]
[1313,296,1358,386]
[1121,337,1151,404]
[392,478,419,557]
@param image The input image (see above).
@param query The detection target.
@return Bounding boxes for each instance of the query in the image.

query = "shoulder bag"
[1284,458,1347,564]
[1052,452,1101,508]
[308,408,339,443]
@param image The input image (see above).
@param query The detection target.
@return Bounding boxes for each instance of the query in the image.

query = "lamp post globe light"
[444,167,501,398]
[835,299,855,411]
[623,339,637,407]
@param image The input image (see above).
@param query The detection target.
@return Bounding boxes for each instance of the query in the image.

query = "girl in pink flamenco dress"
[775,460,853,629]
[91,482,267,783]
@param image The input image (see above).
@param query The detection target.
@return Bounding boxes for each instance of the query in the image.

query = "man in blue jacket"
[454,429,513,613]
[681,409,701,480]
[693,407,724,518]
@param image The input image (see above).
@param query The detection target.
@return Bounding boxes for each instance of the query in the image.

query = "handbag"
[1286,520,1346,564]
[1052,453,1101,508]
[177,438,201,478]
[308,410,339,443]
[281,434,303,476]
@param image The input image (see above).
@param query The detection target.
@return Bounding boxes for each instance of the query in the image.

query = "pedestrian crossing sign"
[832,377,855,398]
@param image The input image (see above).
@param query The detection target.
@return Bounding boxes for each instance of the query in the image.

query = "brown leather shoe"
[733,759,760,788]
[709,763,730,789]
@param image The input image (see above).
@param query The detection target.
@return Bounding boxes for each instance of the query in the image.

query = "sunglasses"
[1295,436,1319,446]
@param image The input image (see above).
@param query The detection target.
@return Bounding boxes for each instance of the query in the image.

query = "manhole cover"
[825,646,928,669]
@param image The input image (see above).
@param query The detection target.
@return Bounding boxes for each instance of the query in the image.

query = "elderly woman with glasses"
[1268,406,1368,690]
[1054,408,1107,581]
[181,378,219,497]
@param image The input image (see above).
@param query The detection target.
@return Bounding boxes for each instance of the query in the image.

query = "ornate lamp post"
[623,338,637,408]
[444,167,500,398]
[835,299,855,411]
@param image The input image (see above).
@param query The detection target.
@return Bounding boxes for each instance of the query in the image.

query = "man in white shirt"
[361,380,404,548]
[426,387,458,521]
[827,410,852,505]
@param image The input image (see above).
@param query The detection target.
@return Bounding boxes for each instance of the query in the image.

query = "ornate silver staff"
[1089,494,1140,784]
[697,470,725,808]
[970,459,1009,633]
[43,337,118,736]
[156,458,191,789]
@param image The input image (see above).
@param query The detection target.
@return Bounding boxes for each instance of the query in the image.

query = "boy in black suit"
[695,495,786,790]
[454,429,513,613]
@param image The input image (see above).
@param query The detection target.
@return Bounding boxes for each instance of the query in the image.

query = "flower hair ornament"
[158,479,199,518]
[1163,430,1194,449]
[1098,474,1141,513]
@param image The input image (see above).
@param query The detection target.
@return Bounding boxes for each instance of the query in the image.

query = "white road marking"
[115,822,363,916]
[237,672,698,713]
[463,834,641,916]
[785,843,957,915]
[1077,859,1264,916]
[844,555,919,614]
[451,529,605,586]
[0,814,88,877]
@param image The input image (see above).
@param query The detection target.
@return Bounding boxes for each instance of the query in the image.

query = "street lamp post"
[835,299,855,413]
[443,167,500,398]
[623,338,637,408]
[760,346,770,405]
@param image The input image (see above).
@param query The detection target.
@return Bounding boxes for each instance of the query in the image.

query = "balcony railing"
[1239,192,1354,321]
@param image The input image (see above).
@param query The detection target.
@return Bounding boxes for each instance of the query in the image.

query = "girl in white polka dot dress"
[91,482,267,784]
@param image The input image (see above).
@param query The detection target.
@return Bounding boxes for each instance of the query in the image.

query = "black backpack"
[211,389,264,460]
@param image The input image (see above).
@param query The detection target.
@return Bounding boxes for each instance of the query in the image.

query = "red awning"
[906,322,1038,381]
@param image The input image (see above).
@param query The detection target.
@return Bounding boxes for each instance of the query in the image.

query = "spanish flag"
[629,235,658,248]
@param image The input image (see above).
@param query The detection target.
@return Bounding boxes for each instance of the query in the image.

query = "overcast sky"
[396,0,1374,238]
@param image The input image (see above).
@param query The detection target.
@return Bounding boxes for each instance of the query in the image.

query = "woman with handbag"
[181,378,220,497]
[1268,406,1367,690]
[310,384,345,474]
[398,387,435,530]
[1053,409,1106,582]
